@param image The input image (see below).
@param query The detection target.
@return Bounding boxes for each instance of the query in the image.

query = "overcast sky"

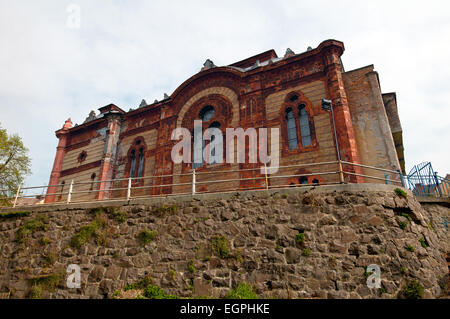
[1,0,449,187]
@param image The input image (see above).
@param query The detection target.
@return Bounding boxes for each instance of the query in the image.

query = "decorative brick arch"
[176,87,240,128]
[180,94,234,173]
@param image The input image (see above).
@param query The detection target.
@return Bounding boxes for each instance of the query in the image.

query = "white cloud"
[0,0,449,186]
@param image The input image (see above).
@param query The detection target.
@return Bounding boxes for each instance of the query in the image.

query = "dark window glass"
[299,104,311,147]
[286,108,298,150]
[137,148,144,179]
[199,105,215,121]
[130,150,136,177]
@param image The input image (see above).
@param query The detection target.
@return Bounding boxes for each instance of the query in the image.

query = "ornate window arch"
[180,94,232,172]
[280,91,318,154]
[126,136,147,182]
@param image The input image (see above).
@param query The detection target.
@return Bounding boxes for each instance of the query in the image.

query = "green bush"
[124,275,153,291]
[70,214,108,248]
[143,285,178,299]
[302,248,311,257]
[296,232,305,244]
[403,280,424,299]
[187,260,196,274]
[0,211,31,219]
[401,213,412,221]
[40,237,52,245]
[153,205,178,216]
[226,283,258,299]
[29,285,42,299]
[29,269,65,293]
[15,215,49,243]
[400,267,407,275]
[211,235,230,258]
[394,188,408,198]
[138,229,158,246]
[419,238,429,248]
[399,221,407,230]
[406,245,415,252]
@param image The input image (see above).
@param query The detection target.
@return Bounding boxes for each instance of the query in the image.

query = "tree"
[0,123,31,206]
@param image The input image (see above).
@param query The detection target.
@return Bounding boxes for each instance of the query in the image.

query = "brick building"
[45,39,405,203]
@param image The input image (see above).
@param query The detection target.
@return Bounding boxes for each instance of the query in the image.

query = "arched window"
[286,107,298,150]
[199,105,214,121]
[137,147,144,180]
[208,122,221,163]
[128,138,146,181]
[193,106,221,168]
[130,150,136,177]
[299,104,311,147]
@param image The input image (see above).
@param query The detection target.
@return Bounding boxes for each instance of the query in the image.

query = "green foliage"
[0,211,30,219]
[400,267,407,275]
[40,237,52,246]
[419,238,429,248]
[406,245,415,252]
[187,260,196,274]
[143,285,178,299]
[29,269,65,293]
[124,275,153,291]
[226,283,259,299]
[302,248,311,257]
[427,223,434,231]
[29,285,42,299]
[15,215,49,243]
[401,213,412,221]
[399,221,407,230]
[153,205,178,216]
[402,280,424,299]
[138,229,158,246]
[380,287,386,294]
[394,188,408,198]
[0,123,31,206]
[42,251,58,267]
[211,235,230,258]
[296,232,305,244]
[70,213,108,248]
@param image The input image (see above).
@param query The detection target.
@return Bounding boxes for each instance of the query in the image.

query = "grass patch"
[226,283,258,299]
[406,245,415,252]
[211,235,230,259]
[401,213,412,221]
[399,221,407,230]
[402,279,424,299]
[42,251,58,267]
[302,248,311,257]
[0,211,31,219]
[28,268,65,297]
[138,229,158,246]
[296,232,305,245]
[400,267,408,275]
[40,237,52,245]
[124,275,153,291]
[143,285,178,299]
[419,238,429,248]
[427,222,434,231]
[15,215,49,243]
[394,188,408,198]
[153,205,178,216]
[70,213,108,248]
[187,260,196,274]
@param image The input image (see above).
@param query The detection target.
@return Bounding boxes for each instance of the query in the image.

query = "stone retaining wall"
[0,184,448,299]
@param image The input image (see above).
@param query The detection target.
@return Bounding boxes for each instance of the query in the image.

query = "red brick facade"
[45,40,404,203]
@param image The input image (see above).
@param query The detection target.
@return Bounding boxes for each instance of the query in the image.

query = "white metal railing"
[0,160,405,207]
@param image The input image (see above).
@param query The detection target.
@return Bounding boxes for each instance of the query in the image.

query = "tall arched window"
[208,121,221,163]
[137,147,144,180]
[286,107,298,150]
[89,173,96,193]
[128,138,146,181]
[299,104,312,147]
[130,150,136,177]
[193,105,220,168]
